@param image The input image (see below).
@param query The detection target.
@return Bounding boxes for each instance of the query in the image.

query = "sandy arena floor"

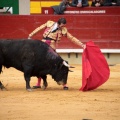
[0,64,120,120]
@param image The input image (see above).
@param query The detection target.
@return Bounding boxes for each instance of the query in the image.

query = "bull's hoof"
[42,86,46,90]
[32,86,41,89]
[0,82,7,91]
[0,87,7,91]
[27,89,32,92]
[63,86,69,90]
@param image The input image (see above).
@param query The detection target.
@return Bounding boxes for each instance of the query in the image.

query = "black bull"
[0,39,74,91]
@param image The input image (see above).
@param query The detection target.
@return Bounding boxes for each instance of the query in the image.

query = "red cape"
[80,41,110,91]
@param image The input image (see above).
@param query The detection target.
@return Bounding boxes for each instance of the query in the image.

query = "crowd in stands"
[52,0,120,14]
[91,0,120,7]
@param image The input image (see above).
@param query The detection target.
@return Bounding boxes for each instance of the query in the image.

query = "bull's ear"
[69,66,75,68]
[59,63,63,69]
[57,61,64,70]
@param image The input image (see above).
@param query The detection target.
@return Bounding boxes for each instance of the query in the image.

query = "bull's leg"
[0,56,3,73]
[24,74,32,91]
[0,64,6,90]
[0,65,2,74]
[0,81,7,90]
[23,65,32,91]
[41,75,48,90]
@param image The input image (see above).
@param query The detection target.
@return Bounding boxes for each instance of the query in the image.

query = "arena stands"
[0,11,119,50]
[0,0,120,64]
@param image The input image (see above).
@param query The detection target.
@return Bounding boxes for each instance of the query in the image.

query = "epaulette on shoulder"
[46,20,55,27]
[62,27,67,34]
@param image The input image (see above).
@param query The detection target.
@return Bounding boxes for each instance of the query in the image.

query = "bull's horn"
[69,66,75,68]
[69,70,74,72]
[63,61,70,68]
[63,61,75,68]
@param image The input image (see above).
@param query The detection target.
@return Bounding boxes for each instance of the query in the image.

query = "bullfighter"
[28,17,85,90]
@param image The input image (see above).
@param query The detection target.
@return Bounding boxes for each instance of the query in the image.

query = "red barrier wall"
[0,8,120,49]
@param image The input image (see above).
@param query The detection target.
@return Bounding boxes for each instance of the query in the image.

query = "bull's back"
[0,39,49,70]
[0,39,48,56]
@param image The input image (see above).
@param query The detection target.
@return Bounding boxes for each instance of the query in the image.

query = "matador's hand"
[81,44,86,49]
[28,36,31,40]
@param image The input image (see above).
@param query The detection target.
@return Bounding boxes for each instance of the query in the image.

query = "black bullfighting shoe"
[63,86,69,90]
[32,86,41,89]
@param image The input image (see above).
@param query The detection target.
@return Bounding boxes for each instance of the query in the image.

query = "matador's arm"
[28,23,47,38]
[66,32,84,48]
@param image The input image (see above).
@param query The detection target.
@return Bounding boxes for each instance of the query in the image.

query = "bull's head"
[52,60,74,86]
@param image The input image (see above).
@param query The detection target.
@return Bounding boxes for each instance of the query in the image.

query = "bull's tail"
[0,65,2,74]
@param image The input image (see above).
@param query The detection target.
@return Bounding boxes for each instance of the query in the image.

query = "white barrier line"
[56,49,120,53]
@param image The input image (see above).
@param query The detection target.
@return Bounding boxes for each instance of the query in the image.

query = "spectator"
[91,0,103,7]
[116,0,120,5]
[102,0,120,6]
[70,0,89,7]
[52,0,70,15]
[28,18,85,90]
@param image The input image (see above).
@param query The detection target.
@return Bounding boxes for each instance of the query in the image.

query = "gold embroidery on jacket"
[29,20,83,48]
